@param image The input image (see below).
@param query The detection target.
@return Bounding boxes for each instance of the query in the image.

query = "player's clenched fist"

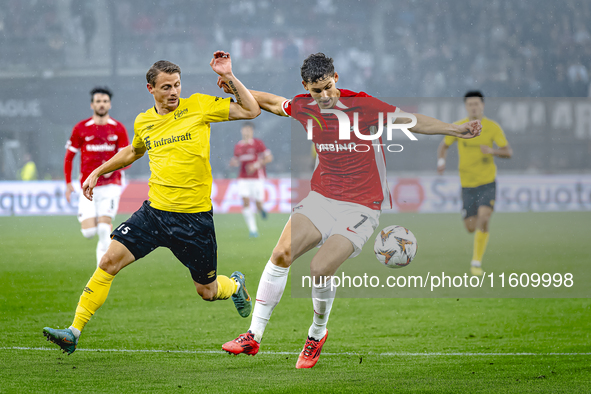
[456,120,482,139]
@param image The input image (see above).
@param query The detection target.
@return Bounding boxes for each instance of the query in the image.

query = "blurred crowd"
[1,0,590,180]
[3,0,591,97]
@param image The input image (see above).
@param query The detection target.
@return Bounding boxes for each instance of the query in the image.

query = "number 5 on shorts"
[117,224,131,234]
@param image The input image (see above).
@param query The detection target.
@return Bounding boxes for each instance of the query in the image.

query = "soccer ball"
[373,225,418,268]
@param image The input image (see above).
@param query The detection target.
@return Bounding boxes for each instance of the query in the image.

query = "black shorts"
[111,201,217,284]
[461,181,496,219]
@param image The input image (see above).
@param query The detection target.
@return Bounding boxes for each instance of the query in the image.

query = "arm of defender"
[250,90,290,117]
[396,113,481,139]
[82,145,145,201]
[217,77,289,118]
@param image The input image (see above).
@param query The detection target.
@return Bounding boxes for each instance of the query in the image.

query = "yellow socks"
[215,275,238,300]
[71,268,115,332]
[472,230,490,263]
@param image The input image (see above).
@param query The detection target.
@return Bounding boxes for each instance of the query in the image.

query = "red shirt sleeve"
[65,124,82,152]
[64,125,81,183]
[281,99,292,117]
[117,123,130,150]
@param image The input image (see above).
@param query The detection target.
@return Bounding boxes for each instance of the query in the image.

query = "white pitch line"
[1,347,591,357]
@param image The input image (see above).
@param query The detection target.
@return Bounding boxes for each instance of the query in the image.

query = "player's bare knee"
[198,287,217,301]
[465,221,476,233]
[271,246,292,268]
[98,254,119,275]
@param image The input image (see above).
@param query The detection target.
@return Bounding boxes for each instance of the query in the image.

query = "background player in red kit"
[220,53,481,368]
[230,122,273,238]
[64,87,130,266]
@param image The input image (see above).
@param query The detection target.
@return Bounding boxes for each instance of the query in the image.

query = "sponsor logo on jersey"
[86,143,116,152]
[107,135,118,141]
[144,132,192,151]
[315,142,357,153]
[145,124,154,131]
[174,108,188,120]
[85,136,95,141]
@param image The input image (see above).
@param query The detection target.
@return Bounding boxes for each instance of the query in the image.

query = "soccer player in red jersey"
[64,87,130,266]
[221,53,482,368]
[230,122,273,237]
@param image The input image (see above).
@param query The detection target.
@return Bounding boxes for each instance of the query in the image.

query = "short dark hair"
[90,86,112,102]
[241,122,255,130]
[301,53,335,84]
[464,90,484,102]
[146,60,181,87]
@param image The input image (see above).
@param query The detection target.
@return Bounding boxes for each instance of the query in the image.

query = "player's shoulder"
[74,117,94,129]
[482,116,503,130]
[344,89,369,98]
[107,117,125,129]
[187,92,225,105]
[453,117,470,125]
[293,92,312,99]
[134,107,156,130]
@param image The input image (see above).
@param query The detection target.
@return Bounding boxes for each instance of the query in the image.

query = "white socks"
[242,206,258,233]
[249,260,290,342]
[308,278,336,341]
[81,227,97,239]
[96,223,112,266]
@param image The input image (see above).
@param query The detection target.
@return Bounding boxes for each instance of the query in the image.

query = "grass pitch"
[1,212,590,393]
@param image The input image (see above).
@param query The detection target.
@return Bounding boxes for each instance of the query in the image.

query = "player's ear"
[333,72,339,83]
[147,83,154,94]
[302,80,309,91]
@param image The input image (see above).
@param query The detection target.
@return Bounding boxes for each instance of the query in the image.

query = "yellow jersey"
[132,93,231,213]
[444,116,508,188]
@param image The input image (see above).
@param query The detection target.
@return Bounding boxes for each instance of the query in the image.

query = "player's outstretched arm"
[82,145,145,201]
[217,78,288,118]
[210,51,260,120]
[401,113,481,139]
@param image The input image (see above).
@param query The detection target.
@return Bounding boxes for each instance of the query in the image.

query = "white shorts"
[292,191,380,259]
[237,178,265,201]
[78,184,122,223]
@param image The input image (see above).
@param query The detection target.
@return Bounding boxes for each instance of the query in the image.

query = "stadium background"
[1,0,591,186]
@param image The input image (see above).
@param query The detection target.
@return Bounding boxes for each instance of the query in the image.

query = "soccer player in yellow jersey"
[437,91,512,276]
[43,51,261,355]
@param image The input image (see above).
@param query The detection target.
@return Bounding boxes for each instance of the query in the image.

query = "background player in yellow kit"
[43,51,261,354]
[437,91,513,276]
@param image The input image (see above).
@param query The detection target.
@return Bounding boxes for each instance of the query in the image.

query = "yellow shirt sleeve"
[195,93,231,124]
[132,115,146,149]
[492,122,508,148]
[443,135,457,146]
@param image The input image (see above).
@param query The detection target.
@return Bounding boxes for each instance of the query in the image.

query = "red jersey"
[282,89,397,210]
[64,117,130,187]
[233,138,270,179]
